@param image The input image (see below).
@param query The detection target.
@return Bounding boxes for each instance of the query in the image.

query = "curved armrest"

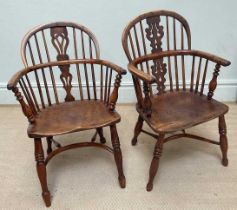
[128,63,156,83]
[7,59,127,90]
[7,69,26,90]
[132,50,231,67]
[99,59,127,75]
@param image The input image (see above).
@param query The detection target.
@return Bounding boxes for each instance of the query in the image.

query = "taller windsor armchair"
[8,22,126,207]
[122,10,231,191]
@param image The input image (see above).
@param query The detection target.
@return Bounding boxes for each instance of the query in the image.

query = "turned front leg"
[147,134,164,192]
[34,138,51,207]
[143,82,152,117]
[219,115,228,166]
[110,124,126,188]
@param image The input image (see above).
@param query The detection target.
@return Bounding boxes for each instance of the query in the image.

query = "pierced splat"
[146,17,167,94]
[50,27,75,101]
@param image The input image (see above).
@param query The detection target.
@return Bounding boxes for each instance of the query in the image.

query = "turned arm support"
[127,63,153,117]
[99,61,126,112]
[207,63,221,100]
[8,68,35,123]
[11,86,35,123]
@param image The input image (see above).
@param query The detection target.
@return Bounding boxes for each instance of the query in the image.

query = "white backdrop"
[0,0,236,103]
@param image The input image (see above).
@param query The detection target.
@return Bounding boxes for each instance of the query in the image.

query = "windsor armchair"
[122,10,231,191]
[8,22,126,207]
[21,22,106,150]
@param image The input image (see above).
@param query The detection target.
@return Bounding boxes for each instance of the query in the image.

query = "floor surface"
[0,103,236,210]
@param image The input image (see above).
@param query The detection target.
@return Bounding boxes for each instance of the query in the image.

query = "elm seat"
[137,91,228,133]
[28,100,121,138]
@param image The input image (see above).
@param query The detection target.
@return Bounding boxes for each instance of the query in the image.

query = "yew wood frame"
[8,59,126,207]
[8,22,126,207]
[122,10,231,191]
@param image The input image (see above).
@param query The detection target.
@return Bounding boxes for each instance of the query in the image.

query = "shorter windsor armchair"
[122,10,231,191]
[8,22,126,207]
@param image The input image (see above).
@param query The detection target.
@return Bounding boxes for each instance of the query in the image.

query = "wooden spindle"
[81,31,90,99]
[181,55,186,90]
[73,28,83,100]
[34,34,43,63]
[25,74,40,111]
[140,21,150,71]
[166,16,170,50]
[19,79,35,114]
[107,68,113,104]
[35,34,51,105]
[200,60,209,95]
[140,21,152,94]
[28,41,45,108]
[133,76,144,109]
[190,56,196,92]
[81,31,86,58]
[195,58,202,93]
[173,18,177,50]
[128,32,136,59]
[89,38,97,99]
[41,30,51,62]
[104,66,109,103]
[173,19,179,90]
[174,56,179,90]
[181,25,186,90]
[181,25,184,50]
[133,26,144,71]
[20,78,37,114]
[100,65,104,101]
[166,17,173,91]
[42,30,59,104]
[208,64,221,100]
[133,26,142,58]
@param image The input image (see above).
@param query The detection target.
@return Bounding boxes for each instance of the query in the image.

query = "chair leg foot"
[131,137,138,146]
[146,134,164,192]
[131,115,143,146]
[118,175,126,188]
[219,115,228,167]
[110,124,126,188]
[222,158,228,167]
[146,182,153,192]
[34,138,51,207]
[42,191,51,207]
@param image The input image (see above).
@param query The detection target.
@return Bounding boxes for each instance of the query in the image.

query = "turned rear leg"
[91,128,106,144]
[131,115,144,145]
[46,136,61,154]
[46,137,52,154]
[146,134,164,192]
[110,124,126,188]
[97,128,106,144]
[219,115,228,166]
[34,138,51,207]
